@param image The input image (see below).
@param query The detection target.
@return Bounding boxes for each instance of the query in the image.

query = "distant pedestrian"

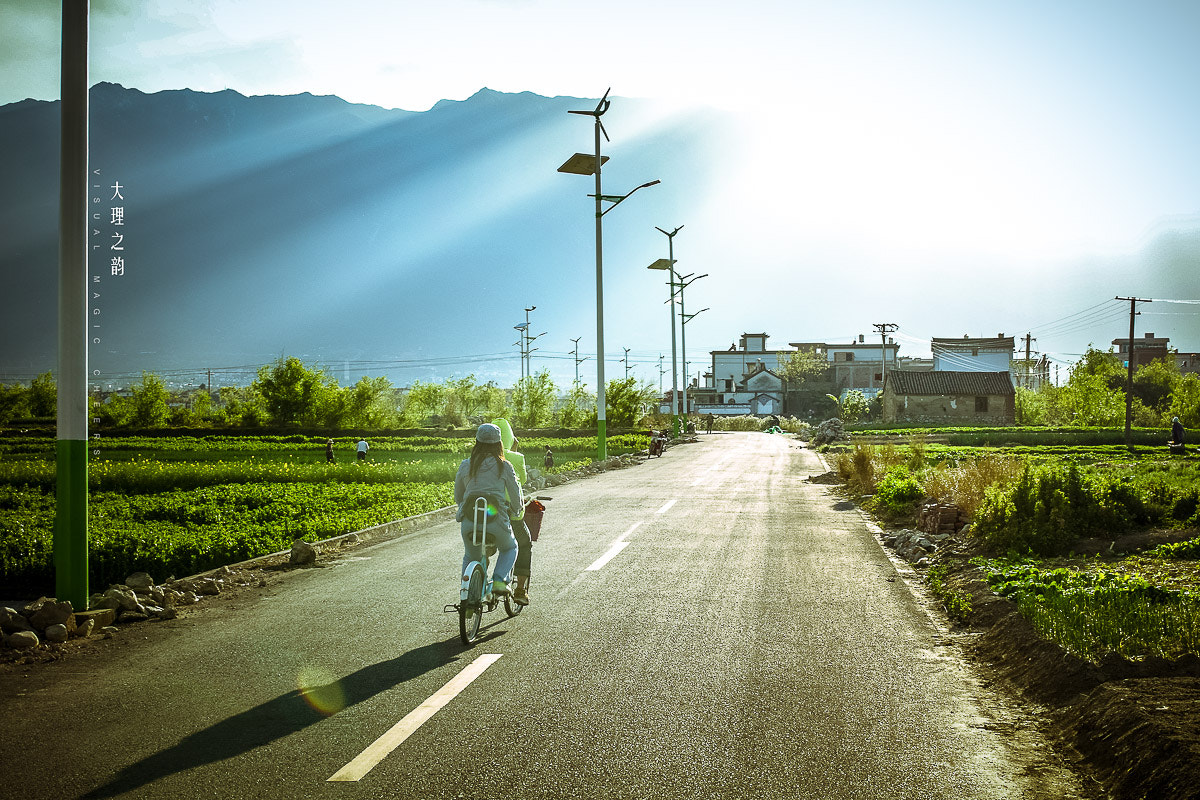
[356,439,369,462]
[705,413,715,434]
[1170,417,1186,454]
[544,445,554,470]
[325,438,335,464]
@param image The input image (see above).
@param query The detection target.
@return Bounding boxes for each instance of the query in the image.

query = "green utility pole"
[56,0,90,610]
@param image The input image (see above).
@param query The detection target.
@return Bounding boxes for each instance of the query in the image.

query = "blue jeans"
[460,518,518,586]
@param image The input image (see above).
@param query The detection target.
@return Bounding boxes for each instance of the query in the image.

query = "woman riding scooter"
[453,423,521,597]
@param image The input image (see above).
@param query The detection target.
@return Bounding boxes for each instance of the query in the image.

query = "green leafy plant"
[874,466,924,512]
[927,564,973,623]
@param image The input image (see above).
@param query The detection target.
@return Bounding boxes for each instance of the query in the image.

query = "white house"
[692,333,787,416]
[790,335,901,400]
[931,335,1015,373]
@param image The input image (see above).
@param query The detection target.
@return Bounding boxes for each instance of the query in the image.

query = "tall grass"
[922,456,1026,517]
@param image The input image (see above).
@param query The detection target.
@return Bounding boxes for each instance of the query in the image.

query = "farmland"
[0,432,648,596]
[825,428,1200,661]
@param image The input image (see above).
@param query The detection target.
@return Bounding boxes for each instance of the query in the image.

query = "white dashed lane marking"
[327,654,503,782]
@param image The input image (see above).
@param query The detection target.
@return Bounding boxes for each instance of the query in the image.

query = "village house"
[881,370,1015,425]
[684,331,908,417]
[1111,332,1171,370]
[688,333,787,416]
[931,335,1015,373]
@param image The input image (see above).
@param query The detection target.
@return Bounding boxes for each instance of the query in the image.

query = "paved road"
[0,432,1096,799]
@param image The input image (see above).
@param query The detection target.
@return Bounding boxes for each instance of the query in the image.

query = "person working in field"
[1170,417,1186,454]
[453,423,521,597]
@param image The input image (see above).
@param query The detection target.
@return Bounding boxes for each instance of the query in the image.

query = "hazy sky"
[3,0,1198,378]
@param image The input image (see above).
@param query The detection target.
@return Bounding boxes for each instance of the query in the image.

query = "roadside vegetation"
[825,431,1199,663]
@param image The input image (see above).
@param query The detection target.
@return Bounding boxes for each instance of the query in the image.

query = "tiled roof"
[886,370,1014,396]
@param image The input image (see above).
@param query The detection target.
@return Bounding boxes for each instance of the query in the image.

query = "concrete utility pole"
[1019,333,1037,389]
[872,323,898,395]
[56,0,90,611]
[1116,296,1152,448]
[658,354,666,393]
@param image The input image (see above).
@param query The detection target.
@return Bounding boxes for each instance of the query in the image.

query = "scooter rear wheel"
[459,565,484,644]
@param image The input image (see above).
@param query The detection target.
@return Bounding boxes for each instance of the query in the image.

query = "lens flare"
[296,665,346,716]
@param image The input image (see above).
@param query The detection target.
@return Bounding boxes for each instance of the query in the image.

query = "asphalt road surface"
[0,432,1098,800]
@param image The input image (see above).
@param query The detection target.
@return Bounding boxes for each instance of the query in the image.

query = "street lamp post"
[523,305,536,379]
[559,89,659,461]
[649,224,683,436]
[648,256,679,437]
[681,305,709,418]
[569,336,588,386]
[674,271,707,422]
[513,322,529,382]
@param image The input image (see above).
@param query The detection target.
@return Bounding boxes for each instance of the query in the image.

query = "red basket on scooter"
[524,499,546,541]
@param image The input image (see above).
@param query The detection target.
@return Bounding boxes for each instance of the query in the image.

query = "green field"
[829,426,1200,660]
[0,433,648,596]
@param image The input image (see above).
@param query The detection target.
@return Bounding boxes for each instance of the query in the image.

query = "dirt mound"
[1054,678,1200,800]
[1071,528,1197,557]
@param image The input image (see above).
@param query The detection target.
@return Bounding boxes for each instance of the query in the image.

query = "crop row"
[975,558,1199,661]
[0,433,650,457]
[0,481,454,596]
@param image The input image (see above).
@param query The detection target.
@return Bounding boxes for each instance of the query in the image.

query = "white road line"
[327,653,503,782]
[618,521,642,541]
[656,498,678,514]
[584,522,642,572]
[585,541,630,571]
[690,475,709,487]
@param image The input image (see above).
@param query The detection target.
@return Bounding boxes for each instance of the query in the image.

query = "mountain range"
[0,83,730,390]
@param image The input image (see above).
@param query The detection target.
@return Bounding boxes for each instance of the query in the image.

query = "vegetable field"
[0,432,648,596]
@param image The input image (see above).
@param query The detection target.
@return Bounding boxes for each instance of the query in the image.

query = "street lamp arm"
[595,179,661,217]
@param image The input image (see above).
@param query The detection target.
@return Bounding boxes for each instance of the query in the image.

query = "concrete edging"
[184,504,458,581]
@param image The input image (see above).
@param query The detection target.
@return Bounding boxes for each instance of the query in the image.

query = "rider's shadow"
[79,636,468,799]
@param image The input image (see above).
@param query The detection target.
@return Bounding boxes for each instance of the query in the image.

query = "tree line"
[1015,348,1200,428]
[0,357,661,431]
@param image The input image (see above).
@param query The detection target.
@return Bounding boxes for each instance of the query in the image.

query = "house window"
[724,379,733,392]
[975,396,988,412]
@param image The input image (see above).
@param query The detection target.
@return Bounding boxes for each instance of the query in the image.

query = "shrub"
[874,466,924,512]
[971,463,1183,556]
